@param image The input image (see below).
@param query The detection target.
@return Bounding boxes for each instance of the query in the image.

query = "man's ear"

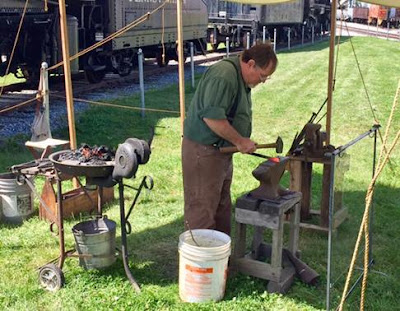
[247,59,256,68]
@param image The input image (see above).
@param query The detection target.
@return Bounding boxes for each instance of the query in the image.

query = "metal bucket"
[72,218,116,270]
[0,173,34,224]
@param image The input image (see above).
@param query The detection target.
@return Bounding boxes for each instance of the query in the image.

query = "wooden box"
[39,179,114,222]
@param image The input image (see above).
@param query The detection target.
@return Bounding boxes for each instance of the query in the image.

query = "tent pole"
[177,0,185,135]
[58,0,77,150]
[326,0,337,144]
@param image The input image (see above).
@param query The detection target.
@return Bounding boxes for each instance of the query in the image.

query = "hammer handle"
[220,143,275,153]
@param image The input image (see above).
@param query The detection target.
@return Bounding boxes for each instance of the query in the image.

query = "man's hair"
[241,42,278,71]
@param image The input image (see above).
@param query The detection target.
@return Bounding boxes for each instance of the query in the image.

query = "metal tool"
[250,156,289,200]
[219,136,283,154]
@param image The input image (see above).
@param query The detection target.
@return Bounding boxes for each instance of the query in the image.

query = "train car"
[0,0,208,83]
[0,0,54,82]
[388,7,400,27]
[206,0,330,49]
[351,7,369,23]
[368,5,388,26]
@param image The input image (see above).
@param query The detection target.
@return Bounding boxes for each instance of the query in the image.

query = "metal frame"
[325,124,379,310]
[11,161,152,292]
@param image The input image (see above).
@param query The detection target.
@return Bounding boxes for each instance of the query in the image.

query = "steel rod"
[119,181,141,293]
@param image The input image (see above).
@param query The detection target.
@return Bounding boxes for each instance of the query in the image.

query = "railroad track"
[0,51,229,115]
[337,23,400,40]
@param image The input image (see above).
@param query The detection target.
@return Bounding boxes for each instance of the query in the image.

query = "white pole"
[321,24,323,40]
[263,26,266,43]
[138,49,145,118]
[288,28,291,50]
[41,62,51,138]
[387,22,390,40]
[190,42,195,89]
[226,37,230,57]
[237,26,241,47]
[312,24,315,44]
[273,28,277,51]
[246,32,250,49]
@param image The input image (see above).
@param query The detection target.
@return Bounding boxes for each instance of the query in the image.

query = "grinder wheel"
[112,142,138,180]
[125,138,151,165]
[39,264,65,292]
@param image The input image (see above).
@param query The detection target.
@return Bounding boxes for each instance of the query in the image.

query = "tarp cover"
[225,0,400,8]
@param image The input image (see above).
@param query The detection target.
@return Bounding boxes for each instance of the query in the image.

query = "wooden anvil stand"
[288,155,348,232]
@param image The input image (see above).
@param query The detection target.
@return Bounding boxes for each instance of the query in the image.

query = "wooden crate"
[39,179,114,222]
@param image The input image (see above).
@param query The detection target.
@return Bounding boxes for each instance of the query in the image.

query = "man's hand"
[235,137,257,154]
[203,118,256,154]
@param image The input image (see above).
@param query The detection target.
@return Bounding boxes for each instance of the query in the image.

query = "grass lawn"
[0,36,399,310]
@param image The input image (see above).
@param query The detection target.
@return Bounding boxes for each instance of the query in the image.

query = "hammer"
[219,136,283,154]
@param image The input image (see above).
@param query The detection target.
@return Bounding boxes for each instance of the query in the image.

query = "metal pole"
[226,37,230,57]
[237,26,241,47]
[312,24,315,44]
[138,49,145,118]
[246,32,250,49]
[326,155,336,311]
[302,25,304,46]
[263,26,266,43]
[321,24,323,40]
[41,62,51,139]
[288,28,291,50]
[387,22,390,40]
[58,0,76,149]
[177,0,185,134]
[190,42,195,89]
[273,28,277,51]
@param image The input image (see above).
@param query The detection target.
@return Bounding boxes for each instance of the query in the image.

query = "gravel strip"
[0,64,210,141]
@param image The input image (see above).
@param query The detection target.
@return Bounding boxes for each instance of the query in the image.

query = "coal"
[59,144,115,166]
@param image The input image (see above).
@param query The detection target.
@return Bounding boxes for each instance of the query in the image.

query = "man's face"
[246,60,275,89]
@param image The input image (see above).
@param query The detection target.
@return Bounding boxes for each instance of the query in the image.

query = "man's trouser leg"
[182,138,233,235]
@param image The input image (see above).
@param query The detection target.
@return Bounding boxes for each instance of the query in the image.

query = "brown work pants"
[182,137,233,236]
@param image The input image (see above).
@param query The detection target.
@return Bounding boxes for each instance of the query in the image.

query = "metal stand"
[11,160,152,292]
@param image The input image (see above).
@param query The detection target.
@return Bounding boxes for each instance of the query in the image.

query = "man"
[182,43,278,236]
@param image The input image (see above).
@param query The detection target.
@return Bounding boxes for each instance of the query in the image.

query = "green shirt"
[184,56,252,146]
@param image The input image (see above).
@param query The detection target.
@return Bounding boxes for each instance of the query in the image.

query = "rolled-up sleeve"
[198,77,236,120]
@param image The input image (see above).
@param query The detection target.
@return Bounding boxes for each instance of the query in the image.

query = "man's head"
[240,42,278,88]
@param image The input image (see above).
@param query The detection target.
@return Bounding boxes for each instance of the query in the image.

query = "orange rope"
[0,95,42,115]
[51,94,179,115]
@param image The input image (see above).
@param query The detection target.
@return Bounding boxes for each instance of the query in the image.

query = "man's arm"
[203,118,256,154]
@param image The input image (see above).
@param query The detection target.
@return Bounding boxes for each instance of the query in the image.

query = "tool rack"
[11,157,153,292]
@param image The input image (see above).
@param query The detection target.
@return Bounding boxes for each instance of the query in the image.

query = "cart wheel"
[39,264,65,291]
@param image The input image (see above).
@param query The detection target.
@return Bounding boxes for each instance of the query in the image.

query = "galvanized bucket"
[0,173,34,224]
[72,217,116,270]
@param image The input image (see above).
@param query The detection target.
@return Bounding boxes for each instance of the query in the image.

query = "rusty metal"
[249,157,290,200]
[11,137,152,293]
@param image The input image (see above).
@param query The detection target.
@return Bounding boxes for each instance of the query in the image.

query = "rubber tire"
[39,264,65,292]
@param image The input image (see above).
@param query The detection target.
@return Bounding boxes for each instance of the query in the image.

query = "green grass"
[0,36,399,310]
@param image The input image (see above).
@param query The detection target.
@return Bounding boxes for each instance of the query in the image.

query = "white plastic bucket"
[178,229,231,303]
[0,173,34,224]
